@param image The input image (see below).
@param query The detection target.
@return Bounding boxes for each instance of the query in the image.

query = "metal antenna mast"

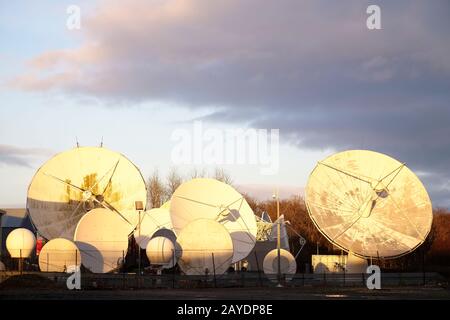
[273,188,282,287]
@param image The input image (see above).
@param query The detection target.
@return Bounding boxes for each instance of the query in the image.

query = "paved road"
[1,286,450,300]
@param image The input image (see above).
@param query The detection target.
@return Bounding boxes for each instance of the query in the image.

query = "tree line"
[146,168,233,208]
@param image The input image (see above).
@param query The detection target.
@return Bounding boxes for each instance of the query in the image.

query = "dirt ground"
[1,286,450,300]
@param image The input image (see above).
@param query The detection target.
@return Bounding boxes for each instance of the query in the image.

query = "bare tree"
[189,167,207,179]
[166,167,183,197]
[147,169,167,208]
[213,167,233,185]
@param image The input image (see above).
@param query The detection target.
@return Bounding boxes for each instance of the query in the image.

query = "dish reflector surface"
[170,178,257,263]
[176,219,233,275]
[146,236,176,268]
[74,208,130,273]
[27,146,146,240]
[6,228,36,258]
[39,238,81,272]
[305,150,433,258]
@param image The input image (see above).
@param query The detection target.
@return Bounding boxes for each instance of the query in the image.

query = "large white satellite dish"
[176,219,234,276]
[263,249,297,280]
[27,146,147,240]
[39,238,81,272]
[74,208,130,273]
[134,208,174,249]
[170,178,257,263]
[305,150,433,259]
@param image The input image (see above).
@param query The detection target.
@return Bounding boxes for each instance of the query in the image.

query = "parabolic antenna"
[305,150,433,258]
[6,228,36,258]
[134,208,173,249]
[170,178,257,263]
[176,219,234,276]
[263,248,297,280]
[74,208,130,273]
[27,146,147,240]
[146,236,176,268]
[39,238,81,272]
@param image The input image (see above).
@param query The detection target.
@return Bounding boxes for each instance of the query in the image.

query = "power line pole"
[273,189,282,287]
[135,201,144,277]
[138,209,141,276]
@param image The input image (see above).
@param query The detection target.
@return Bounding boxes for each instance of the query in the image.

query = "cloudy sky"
[1,0,449,208]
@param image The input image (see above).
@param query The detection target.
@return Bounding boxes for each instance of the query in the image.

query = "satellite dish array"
[20,146,261,276]
[3,146,433,278]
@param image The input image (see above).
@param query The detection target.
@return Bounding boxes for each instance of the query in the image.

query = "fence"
[0,270,446,290]
[0,248,447,290]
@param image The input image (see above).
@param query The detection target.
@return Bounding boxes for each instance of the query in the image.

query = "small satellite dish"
[27,146,147,240]
[74,208,130,273]
[38,238,81,272]
[134,208,173,249]
[263,249,297,281]
[305,150,433,259]
[170,178,257,263]
[176,219,234,276]
[146,236,176,268]
[6,228,36,258]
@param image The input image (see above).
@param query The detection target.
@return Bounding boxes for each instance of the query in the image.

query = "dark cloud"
[10,0,450,206]
[0,145,51,168]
